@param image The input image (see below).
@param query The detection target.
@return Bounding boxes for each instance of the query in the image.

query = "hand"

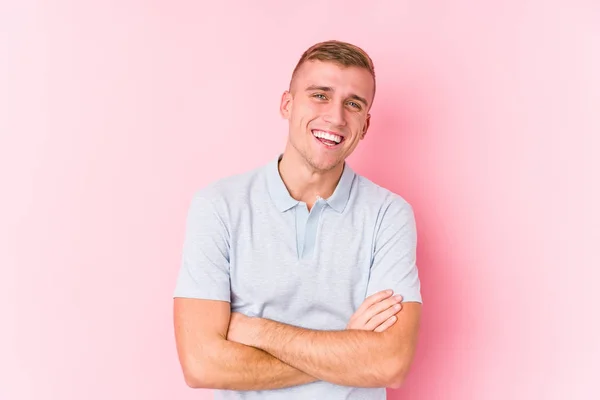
[226,312,256,346]
[346,290,403,333]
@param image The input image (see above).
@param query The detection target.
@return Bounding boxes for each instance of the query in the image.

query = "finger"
[354,289,394,317]
[364,294,403,321]
[365,302,402,330]
[352,292,401,327]
[374,315,397,333]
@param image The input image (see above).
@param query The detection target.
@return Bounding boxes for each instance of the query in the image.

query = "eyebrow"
[305,85,369,107]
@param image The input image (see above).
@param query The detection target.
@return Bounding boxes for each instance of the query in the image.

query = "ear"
[280,91,293,119]
[361,113,371,139]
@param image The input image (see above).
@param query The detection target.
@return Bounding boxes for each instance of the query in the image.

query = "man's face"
[280,60,374,172]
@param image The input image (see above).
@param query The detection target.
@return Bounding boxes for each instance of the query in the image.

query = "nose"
[323,102,347,127]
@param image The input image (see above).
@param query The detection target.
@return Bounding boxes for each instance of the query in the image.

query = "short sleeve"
[173,192,231,302]
[366,197,422,303]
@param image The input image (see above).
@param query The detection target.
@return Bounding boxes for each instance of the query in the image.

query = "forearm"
[191,337,318,390]
[247,319,396,388]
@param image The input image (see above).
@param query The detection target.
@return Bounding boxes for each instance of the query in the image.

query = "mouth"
[311,129,345,148]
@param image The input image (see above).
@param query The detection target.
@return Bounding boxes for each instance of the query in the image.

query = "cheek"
[349,116,366,134]
[293,104,319,126]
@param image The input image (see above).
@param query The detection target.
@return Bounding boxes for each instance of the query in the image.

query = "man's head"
[280,40,376,173]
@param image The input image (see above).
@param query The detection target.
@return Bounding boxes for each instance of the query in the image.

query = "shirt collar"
[266,154,355,213]
[326,161,355,213]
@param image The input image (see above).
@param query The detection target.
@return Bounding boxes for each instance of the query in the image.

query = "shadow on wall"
[351,75,472,399]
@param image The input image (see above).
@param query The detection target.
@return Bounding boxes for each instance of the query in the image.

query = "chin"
[308,156,342,172]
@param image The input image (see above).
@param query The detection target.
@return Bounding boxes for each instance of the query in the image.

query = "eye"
[312,93,327,100]
[347,101,361,110]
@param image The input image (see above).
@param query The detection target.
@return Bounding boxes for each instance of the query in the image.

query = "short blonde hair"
[290,40,376,95]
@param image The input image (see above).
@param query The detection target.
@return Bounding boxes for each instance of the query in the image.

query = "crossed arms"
[173,295,421,391]
[173,193,422,390]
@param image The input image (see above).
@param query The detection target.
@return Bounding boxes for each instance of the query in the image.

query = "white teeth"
[312,130,342,144]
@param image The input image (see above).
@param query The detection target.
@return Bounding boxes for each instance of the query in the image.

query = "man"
[173,40,422,399]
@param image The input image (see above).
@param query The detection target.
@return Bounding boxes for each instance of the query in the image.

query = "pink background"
[1,1,599,399]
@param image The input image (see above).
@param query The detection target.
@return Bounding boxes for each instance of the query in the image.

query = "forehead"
[293,60,375,100]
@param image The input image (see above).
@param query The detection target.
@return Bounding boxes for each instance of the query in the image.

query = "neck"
[278,148,344,209]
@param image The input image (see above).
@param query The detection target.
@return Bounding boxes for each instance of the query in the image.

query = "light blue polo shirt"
[173,155,422,400]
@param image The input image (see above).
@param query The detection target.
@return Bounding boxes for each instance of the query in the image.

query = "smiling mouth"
[312,130,344,147]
